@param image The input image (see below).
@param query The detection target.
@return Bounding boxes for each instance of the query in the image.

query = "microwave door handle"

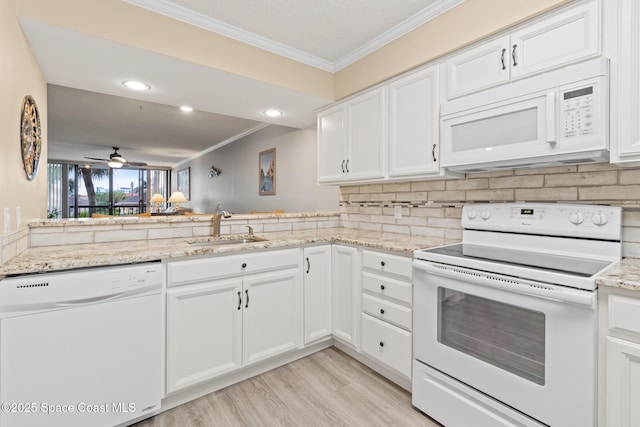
[546,91,557,145]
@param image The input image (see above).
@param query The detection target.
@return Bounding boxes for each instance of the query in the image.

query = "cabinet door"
[317,104,346,183]
[389,66,440,178]
[606,0,640,164]
[510,0,600,80]
[166,279,242,394]
[445,35,510,99]
[347,88,387,182]
[303,245,332,344]
[332,245,359,347]
[242,268,302,366]
[605,336,640,427]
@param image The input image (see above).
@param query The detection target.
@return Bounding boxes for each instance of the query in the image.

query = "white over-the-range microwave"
[440,58,609,173]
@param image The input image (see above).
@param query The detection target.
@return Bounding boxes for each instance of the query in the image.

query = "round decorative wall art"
[20,95,42,181]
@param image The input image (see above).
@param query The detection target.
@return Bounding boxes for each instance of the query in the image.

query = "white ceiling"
[19,0,463,168]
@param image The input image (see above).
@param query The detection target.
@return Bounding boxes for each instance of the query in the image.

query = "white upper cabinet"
[347,88,387,182]
[317,104,346,183]
[445,35,511,99]
[446,0,601,99]
[388,65,440,178]
[317,88,387,184]
[604,0,640,165]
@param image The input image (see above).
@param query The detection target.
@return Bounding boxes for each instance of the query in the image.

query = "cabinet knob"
[379,341,385,348]
[380,308,385,315]
[242,263,247,269]
[380,284,385,291]
[380,261,385,267]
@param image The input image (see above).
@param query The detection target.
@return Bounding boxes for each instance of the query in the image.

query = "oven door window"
[437,287,545,385]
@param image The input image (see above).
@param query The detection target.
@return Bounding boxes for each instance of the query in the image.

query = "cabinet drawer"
[362,250,412,279]
[362,271,412,305]
[608,294,640,335]
[361,313,412,378]
[168,248,300,286]
[362,293,412,331]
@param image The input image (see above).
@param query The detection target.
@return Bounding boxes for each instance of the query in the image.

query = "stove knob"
[592,213,608,226]
[569,212,584,225]
[480,210,491,220]
[466,209,477,220]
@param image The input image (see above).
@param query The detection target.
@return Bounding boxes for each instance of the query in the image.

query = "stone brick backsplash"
[339,163,640,257]
[26,213,341,249]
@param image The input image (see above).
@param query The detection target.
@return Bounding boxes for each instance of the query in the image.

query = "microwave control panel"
[561,86,594,138]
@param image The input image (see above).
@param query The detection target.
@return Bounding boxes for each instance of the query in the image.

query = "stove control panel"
[462,203,622,240]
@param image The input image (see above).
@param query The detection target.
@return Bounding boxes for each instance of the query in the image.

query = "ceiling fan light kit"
[84,147,148,168]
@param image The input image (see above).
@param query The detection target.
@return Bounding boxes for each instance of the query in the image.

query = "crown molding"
[171,123,271,169]
[332,0,465,71]
[124,0,465,73]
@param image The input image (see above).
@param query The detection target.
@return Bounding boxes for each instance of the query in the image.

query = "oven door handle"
[414,261,595,308]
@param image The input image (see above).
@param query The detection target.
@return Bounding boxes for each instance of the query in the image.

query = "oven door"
[413,260,596,427]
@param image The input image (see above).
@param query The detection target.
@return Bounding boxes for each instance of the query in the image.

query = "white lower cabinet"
[360,250,413,379]
[303,245,332,344]
[165,244,414,397]
[166,279,242,394]
[332,245,360,348]
[165,249,302,394]
[599,287,640,427]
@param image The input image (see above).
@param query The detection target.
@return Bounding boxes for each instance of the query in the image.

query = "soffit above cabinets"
[124,0,465,72]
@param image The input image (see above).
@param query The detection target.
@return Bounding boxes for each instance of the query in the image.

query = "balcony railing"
[70,205,145,218]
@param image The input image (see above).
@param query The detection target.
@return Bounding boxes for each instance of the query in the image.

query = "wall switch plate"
[16,207,21,229]
[394,205,402,220]
[4,208,10,234]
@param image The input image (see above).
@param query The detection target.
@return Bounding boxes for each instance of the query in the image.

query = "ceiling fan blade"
[84,156,110,161]
[125,161,148,167]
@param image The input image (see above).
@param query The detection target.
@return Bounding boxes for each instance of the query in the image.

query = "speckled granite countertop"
[0,228,445,277]
[596,258,640,291]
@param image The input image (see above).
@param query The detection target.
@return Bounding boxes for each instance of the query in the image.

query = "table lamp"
[150,193,165,213]
[168,191,187,210]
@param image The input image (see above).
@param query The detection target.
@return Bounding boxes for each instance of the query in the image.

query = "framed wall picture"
[259,148,276,196]
[177,167,190,199]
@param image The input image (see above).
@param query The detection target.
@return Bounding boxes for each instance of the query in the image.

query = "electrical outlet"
[16,207,21,229]
[4,208,10,234]
[394,205,402,220]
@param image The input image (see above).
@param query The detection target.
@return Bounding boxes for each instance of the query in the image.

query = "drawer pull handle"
[379,341,385,348]
[380,284,385,291]
[245,290,249,308]
[306,257,310,274]
[380,308,385,315]
[380,261,385,267]
[242,262,247,269]
[237,291,242,310]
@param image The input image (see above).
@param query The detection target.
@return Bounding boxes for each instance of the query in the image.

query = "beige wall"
[0,0,47,234]
[15,0,573,103]
[334,0,572,99]
[15,0,334,101]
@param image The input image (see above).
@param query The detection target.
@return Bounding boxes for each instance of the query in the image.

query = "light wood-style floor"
[134,347,442,426]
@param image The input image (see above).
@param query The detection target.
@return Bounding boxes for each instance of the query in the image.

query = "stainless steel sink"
[188,236,268,247]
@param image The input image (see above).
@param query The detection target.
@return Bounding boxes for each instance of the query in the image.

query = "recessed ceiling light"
[180,105,194,113]
[263,109,283,118]
[122,80,150,91]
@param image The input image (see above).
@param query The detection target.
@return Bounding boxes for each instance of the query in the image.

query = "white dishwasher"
[0,262,162,427]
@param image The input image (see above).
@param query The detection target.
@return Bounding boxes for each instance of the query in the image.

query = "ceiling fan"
[84,147,148,168]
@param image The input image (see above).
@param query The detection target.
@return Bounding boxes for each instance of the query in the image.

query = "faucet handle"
[246,225,254,236]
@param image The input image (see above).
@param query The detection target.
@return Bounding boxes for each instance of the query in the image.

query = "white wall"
[176,125,338,214]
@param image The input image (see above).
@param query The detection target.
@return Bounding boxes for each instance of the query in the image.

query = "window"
[47,162,169,218]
